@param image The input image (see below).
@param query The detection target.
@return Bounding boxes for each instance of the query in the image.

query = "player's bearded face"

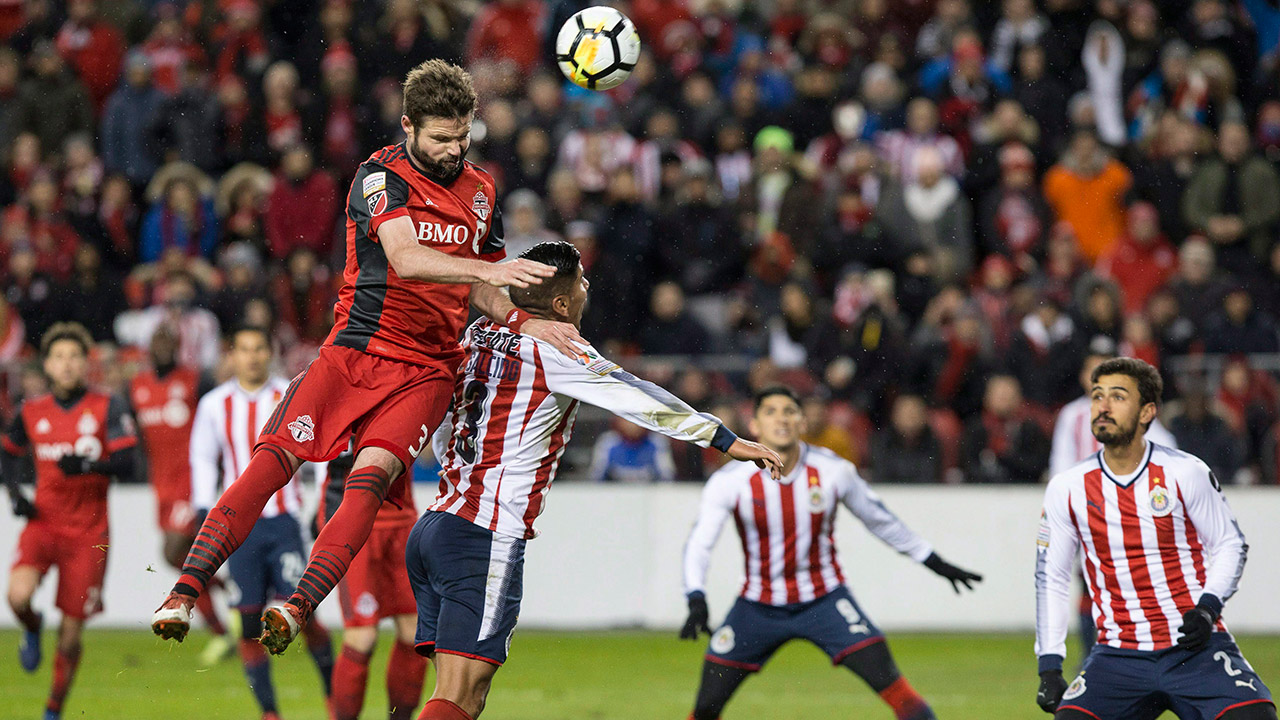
[1090,376,1143,446]
[407,115,472,181]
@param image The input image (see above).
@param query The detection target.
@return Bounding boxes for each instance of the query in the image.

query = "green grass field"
[2,629,1278,719]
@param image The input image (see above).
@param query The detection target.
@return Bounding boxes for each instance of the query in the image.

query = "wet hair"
[508,241,581,316]
[753,385,801,412]
[40,322,93,359]
[402,59,477,129]
[1091,357,1163,409]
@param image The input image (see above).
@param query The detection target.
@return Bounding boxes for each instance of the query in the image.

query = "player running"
[1035,357,1275,719]
[3,322,137,720]
[189,325,336,719]
[680,385,982,720]
[321,448,428,720]
[152,58,583,653]
[130,324,232,666]
[407,240,782,720]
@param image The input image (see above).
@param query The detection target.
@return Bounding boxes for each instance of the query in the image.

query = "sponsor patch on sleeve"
[362,171,386,198]
[572,344,620,376]
[1036,509,1050,551]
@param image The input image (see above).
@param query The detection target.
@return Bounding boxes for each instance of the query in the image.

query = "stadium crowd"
[2,0,1280,484]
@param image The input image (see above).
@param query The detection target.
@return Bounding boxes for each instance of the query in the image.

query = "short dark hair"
[40,322,93,359]
[403,59,477,129]
[508,241,581,315]
[229,324,272,348]
[1091,357,1163,409]
[753,385,801,412]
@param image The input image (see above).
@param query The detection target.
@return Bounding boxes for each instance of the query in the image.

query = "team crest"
[356,592,379,618]
[368,190,388,216]
[288,415,315,443]
[1063,674,1086,700]
[472,189,490,220]
[809,485,824,512]
[710,626,736,654]
[1149,485,1173,517]
[77,412,99,435]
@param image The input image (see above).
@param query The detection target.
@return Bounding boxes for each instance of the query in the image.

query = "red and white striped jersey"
[1049,394,1177,477]
[430,320,734,540]
[190,378,304,519]
[683,443,934,607]
[1036,441,1247,659]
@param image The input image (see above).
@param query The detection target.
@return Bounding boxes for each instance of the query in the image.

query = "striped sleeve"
[105,395,138,453]
[1180,460,1247,606]
[1035,475,1078,669]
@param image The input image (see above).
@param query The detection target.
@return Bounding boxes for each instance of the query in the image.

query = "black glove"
[1176,606,1216,652]
[8,488,35,519]
[679,592,710,640]
[924,552,983,593]
[56,454,96,476]
[1036,670,1068,713]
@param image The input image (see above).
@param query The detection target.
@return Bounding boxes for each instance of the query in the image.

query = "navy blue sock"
[307,638,335,696]
[239,640,277,713]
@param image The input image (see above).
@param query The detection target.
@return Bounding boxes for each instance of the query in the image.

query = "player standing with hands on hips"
[680,386,982,720]
[1035,357,1275,719]
[152,59,585,654]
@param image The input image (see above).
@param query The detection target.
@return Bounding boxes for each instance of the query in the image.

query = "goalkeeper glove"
[1176,595,1221,652]
[7,486,35,519]
[679,592,711,640]
[924,552,983,593]
[1036,670,1068,713]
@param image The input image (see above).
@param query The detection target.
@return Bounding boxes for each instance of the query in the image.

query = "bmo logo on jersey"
[416,221,471,246]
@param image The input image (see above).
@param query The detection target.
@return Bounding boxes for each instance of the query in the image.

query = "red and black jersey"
[2,390,137,531]
[326,142,507,367]
[130,366,200,504]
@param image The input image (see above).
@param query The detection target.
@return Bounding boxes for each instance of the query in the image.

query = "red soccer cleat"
[259,599,313,655]
[151,590,197,642]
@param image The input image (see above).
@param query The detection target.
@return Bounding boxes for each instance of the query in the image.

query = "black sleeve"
[104,395,138,448]
[4,403,28,454]
[480,201,505,256]
[2,404,33,493]
[348,161,411,238]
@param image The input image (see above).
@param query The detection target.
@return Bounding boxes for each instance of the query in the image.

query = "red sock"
[878,677,933,720]
[388,641,428,720]
[194,592,226,634]
[331,645,372,720]
[178,445,296,596]
[47,646,81,713]
[290,467,390,609]
[418,698,472,720]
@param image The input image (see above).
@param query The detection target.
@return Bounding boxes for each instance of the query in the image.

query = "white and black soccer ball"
[554,6,641,91]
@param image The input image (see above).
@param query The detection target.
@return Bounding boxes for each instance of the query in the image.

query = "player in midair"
[1035,357,1275,719]
[189,326,336,720]
[321,447,428,720]
[3,323,137,720]
[152,58,584,653]
[680,385,982,720]
[129,324,232,666]
[407,241,782,720]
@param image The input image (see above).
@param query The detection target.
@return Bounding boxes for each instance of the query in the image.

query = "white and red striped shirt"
[1049,394,1177,477]
[190,378,304,519]
[430,320,734,540]
[1036,442,1247,659]
[683,443,934,607]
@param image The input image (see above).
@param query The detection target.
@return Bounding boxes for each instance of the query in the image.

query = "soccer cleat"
[198,633,235,667]
[259,600,312,656]
[261,713,282,720]
[43,708,60,720]
[19,613,41,672]
[151,591,197,642]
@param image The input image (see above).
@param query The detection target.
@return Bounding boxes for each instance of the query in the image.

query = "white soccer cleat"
[151,591,196,642]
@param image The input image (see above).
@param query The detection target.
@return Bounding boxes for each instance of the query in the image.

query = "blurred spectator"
[1014,45,1070,151]
[264,144,337,260]
[915,0,971,62]
[114,271,220,370]
[260,61,308,159]
[1254,243,1280,321]
[712,121,752,202]
[740,126,820,255]
[877,145,973,282]
[588,418,676,484]
[990,0,1048,75]
[966,99,1041,196]
[466,0,545,75]
[1042,128,1132,264]
[214,75,268,169]
[0,295,25,361]
[1165,237,1231,333]
[215,162,272,252]
[638,281,712,356]
[918,34,1012,140]
[2,169,79,279]
[272,247,337,344]
[655,159,740,296]
[502,189,560,259]
[1096,202,1178,315]
[155,64,221,173]
[140,4,205,95]
[53,242,124,341]
[767,282,815,369]
[876,97,963,182]
[101,50,161,188]
[809,269,905,418]
[1169,381,1244,483]
[139,164,218,262]
[8,0,58,56]
[506,125,554,199]
[906,290,994,420]
[1203,286,1280,355]
[210,241,265,331]
[17,40,93,158]
[1182,121,1280,280]
[960,374,1050,483]
[977,141,1049,270]
[213,0,271,87]
[1007,293,1079,409]
[54,0,124,113]
[1130,113,1202,242]
[95,173,137,268]
[800,394,857,463]
[0,48,18,164]
[315,46,371,172]
[1075,277,1125,345]
[595,167,657,338]
[1081,21,1126,146]
[1216,356,1278,472]
[4,246,55,346]
[868,394,944,483]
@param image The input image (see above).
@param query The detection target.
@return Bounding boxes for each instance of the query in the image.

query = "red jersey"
[130,366,200,503]
[326,143,507,367]
[2,390,137,531]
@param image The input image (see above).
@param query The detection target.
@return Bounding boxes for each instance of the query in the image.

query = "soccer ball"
[554,6,641,91]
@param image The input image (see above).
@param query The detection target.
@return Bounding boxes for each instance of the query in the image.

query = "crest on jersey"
[1063,674,1087,700]
[1149,485,1173,517]
[77,412,99,436]
[472,189,490,220]
[807,468,824,512]
[368,190,388,216]
[710,626,736,654]
[288,415,315,443]
[34,418,51,435]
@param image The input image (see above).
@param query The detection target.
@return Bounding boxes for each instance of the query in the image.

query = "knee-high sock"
[690,661,750,720]
[839,640,934,720]
[46,645,81,714]
[177,445,295,597]
[877,677,934,720]
[239,639,278,713]
[302,619,335,696]
[388,641,428,720]
[418,699,472,720]
[289,467,390,611]
[330,645,371,720]
[13,602,40,632]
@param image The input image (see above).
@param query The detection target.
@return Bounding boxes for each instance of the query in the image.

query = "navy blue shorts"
[225,514,306,611]
[705,586,884,672]
[1060,633,1273,720]
[405,510,525,666]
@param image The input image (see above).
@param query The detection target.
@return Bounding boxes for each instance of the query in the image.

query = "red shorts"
[12,521,109,619]
[156,495,196,535]
[258,344,457,495]
[336,522,417,627]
